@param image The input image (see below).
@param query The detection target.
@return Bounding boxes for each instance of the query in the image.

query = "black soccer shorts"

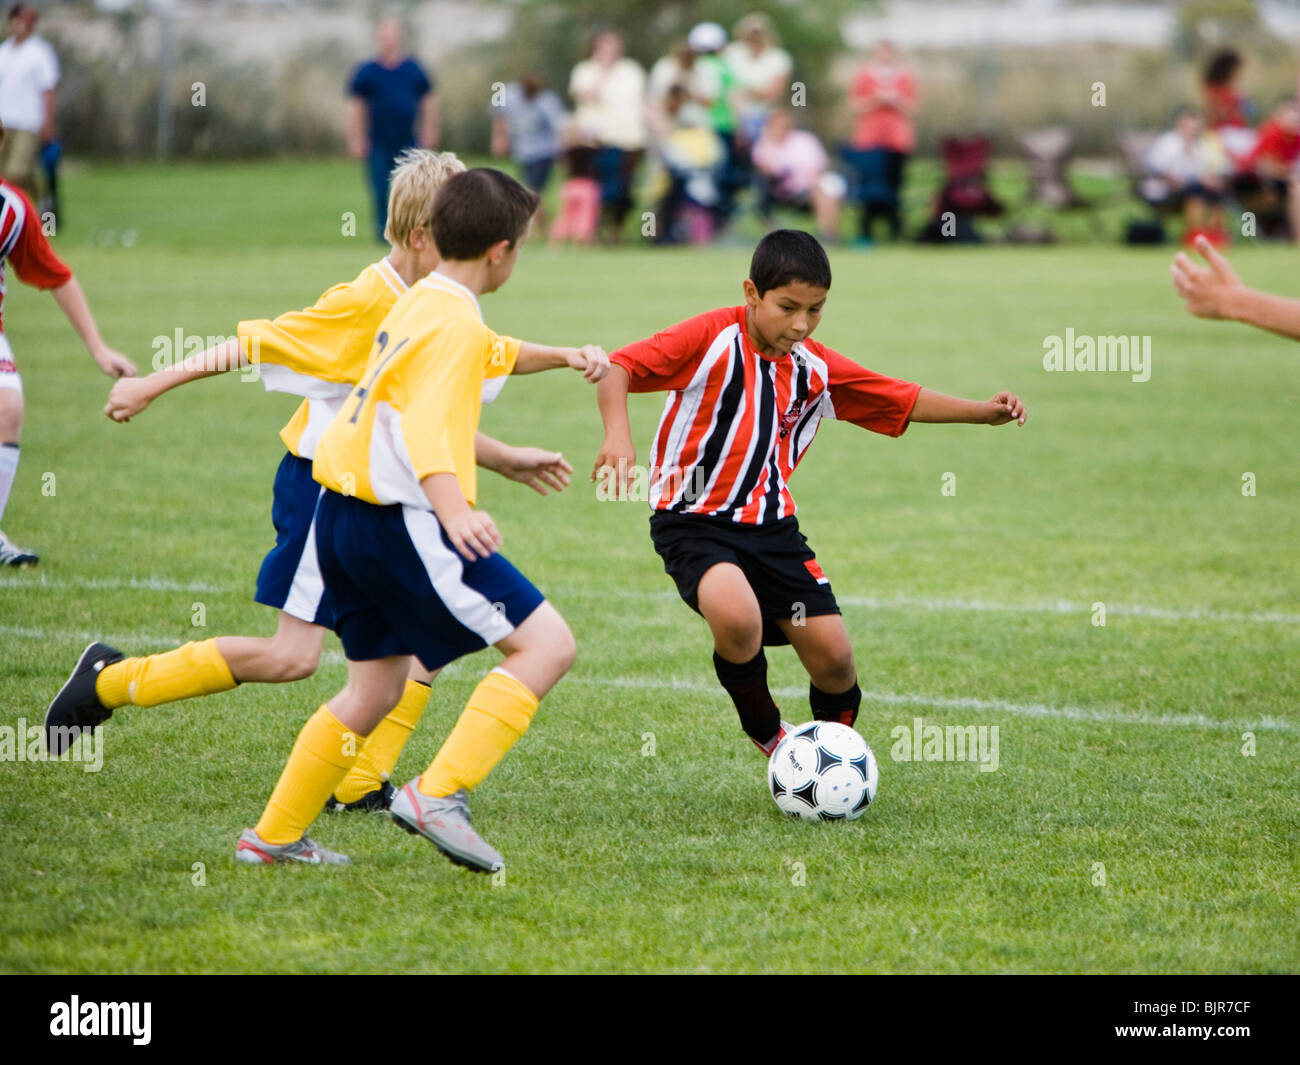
[648,510,841,646]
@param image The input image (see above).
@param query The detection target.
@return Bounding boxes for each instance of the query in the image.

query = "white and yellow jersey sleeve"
[313,273,521,508]
[237,258,408,459]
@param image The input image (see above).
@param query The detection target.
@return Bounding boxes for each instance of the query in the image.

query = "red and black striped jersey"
[0,181,71,332]
[611,306,920,524]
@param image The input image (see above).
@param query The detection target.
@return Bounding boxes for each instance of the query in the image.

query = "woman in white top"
[569,30,647,243]
[724,13,793,145]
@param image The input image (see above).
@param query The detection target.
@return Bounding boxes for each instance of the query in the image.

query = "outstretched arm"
[51,278,136,379]
[1172,234,1300,341]
[475,432,572,495]
[105,338,247,422]
[910,388,1026,426]
[513,341,609,381]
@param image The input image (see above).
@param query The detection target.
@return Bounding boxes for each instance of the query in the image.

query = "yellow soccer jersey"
[313,272,520,509]
[238,257,408,460]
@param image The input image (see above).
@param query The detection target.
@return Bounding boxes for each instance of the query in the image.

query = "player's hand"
[104,376,156,423]
[591,436,636,494]
[93,347,137,380]
[1171,235,1246,320]
[442,509,502,561]
[566,344,610,383]
[982,391,1026,426]
[499,447,573,495]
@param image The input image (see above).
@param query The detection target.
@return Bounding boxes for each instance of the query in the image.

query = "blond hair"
[384,148,466,249]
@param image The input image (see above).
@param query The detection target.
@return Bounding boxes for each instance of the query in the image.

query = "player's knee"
[711,608,762,657]
[546,614,577,675]
[264,644,319,683]
[811,645,856,691]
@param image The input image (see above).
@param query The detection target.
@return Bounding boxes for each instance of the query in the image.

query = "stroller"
[916,135,1004,243]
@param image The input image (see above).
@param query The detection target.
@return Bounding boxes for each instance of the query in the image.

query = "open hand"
[1171,235,1246,320]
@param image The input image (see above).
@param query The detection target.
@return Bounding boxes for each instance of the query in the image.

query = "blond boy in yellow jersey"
[236,168,603,870]
[46,152,604,816]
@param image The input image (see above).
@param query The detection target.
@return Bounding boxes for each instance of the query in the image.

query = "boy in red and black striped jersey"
[592,230,1027,755]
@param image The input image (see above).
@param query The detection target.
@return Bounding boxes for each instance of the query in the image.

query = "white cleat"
[389,780,504,873]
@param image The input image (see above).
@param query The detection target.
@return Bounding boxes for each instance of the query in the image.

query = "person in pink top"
[752,109,843,242]
[849,40,917,240]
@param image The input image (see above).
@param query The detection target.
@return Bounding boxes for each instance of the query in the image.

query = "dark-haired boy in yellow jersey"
[237,168,604,871]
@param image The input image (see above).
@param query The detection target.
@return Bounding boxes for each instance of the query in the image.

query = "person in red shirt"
[849,40,917,241]
[0,125,133,565]
[591,230,1026,755]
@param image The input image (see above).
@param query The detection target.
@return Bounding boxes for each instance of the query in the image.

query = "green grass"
[0,159,1296,974]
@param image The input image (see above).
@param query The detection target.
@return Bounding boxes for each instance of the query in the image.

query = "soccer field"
[0,160,1296,974]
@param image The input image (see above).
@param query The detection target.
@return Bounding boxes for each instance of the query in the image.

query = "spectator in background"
[347,19,438,241]
[849,40,917,242]
[569,30,647,244]
[646,83,723,245]
[1145,108,1230,248]
[686,22,741,230]
[491,75,566,230]
[648,40,697,115]
[752,108,843,243]
[549,119,601,246]
[0,4,57,207]
[1237,97,1300,238]
[1201,48,1256,167]
[725,13,793,145]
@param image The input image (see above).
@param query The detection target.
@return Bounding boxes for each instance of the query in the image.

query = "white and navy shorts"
[313,488,545,671]
[254,452,334,627]
[0,333,21,393]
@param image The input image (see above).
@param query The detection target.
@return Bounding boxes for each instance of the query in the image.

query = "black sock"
[810,680,862,727]
[713,649,781,744]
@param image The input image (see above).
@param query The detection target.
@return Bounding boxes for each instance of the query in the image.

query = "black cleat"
[0,530,38,567]
[44,641,123,755]
[325,778,396,813]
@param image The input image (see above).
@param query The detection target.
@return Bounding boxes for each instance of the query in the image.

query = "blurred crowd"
[488,16,916,248]
[1140,48,1300,247]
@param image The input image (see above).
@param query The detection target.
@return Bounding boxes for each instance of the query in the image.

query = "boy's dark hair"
[749,229,832,296]
[431,168,541,261]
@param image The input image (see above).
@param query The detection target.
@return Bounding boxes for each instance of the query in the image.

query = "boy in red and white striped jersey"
[592,230,1027,754]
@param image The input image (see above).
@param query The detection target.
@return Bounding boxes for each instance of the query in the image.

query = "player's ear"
[488,238,513,267]
[742,279,760,306]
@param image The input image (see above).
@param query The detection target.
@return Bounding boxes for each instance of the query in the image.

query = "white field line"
[570,676,1296,734]
[3,575,1298,625]
[1,621,1291,734]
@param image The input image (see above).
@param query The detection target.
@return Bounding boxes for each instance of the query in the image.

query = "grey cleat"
[235,828,350,866]
[389,779,503,873]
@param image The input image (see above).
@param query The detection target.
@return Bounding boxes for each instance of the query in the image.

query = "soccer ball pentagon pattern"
[768,722,879,821]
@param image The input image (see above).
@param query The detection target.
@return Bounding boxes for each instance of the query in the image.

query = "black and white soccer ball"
[767,722,879,822]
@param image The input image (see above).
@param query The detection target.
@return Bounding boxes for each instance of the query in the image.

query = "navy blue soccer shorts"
[313,489,546,671]
[254,452,335,628]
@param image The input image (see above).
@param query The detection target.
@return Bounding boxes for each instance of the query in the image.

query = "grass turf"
[0,159,1296,973]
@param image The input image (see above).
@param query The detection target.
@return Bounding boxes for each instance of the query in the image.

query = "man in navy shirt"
[347,19,438,240]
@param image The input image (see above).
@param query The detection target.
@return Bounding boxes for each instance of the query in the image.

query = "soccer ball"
[767,722,878,822]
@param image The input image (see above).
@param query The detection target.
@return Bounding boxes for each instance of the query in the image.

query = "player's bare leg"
[696,563,789,754]
[215,611,327,684]
[774,613,862,727]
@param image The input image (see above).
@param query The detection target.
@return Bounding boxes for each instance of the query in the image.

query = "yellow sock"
[255,706,359,845]
[333,679,429,804]
[419,669,538,797]
[95,639,237,710]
